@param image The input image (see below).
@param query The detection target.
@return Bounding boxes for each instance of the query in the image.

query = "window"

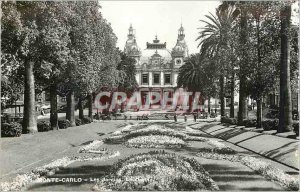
[142,74,148,84]
[153,74,160,84]
[164,74,171,84]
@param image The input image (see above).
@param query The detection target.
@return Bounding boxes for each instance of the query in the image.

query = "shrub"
[265,109,279,119]
[58,119,71,129]
[221,116,237,125]
[293,122,299,136]
[262,119,279,131]
[242,119,257,127]
[75,118,82,126]
[37,121,51,132]
[1,122,22,137]
[82,117,92,124]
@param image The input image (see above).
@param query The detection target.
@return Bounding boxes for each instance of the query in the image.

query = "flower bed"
[107,123,230,150]
[126,135,187,148]
[78,140,104,153]
[104,124,188,144]
[206,139,236,154]
[112,123,147,136]
[92,151,219,191]
[197,152,298,191]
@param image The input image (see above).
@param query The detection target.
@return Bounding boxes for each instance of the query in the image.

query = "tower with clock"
[171,24,189,68]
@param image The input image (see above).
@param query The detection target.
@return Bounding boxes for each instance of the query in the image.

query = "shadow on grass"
[79,140,95,146]
[199,123,220,131]
[202,164,282,191]
[241,187,283,191]
[263,141,299,161]
[286,134,298,139]
[97,132,105,136]
[27,165,111,190]
[213,128,248,141]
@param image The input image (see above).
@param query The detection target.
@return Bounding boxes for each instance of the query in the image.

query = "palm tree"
[278,3,293,132]
[177,55,201,112]
[177,55,202,92]
[196,6,238,117]
[177,54,218,112]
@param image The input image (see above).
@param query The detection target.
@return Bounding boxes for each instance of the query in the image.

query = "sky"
[100,1,221,54]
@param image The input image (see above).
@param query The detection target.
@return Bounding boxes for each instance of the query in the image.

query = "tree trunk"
[22,60,37,133]
[238,6,248,125]
[78,97,84,119]
[88,92,93,121]
[230,72,235,118]
[255,14,263,129]
[66,90,76,127]
[208,97,211,114]
[50,84,58,130]
[278,4,293,133]
[219,75,225,116]
[256,98,262,128]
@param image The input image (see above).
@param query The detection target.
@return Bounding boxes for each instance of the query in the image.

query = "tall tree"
[278,3,293,132]
[197,6,238,116]
[2,2,46,133]
[1,2,24,110]
[246,2,280,128]
[117,51,138,95]
[34,1,71,129]
[237,3,250,125]
[61,1,120,123]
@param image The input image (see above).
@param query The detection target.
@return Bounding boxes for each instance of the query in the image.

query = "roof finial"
[181,17,182,27]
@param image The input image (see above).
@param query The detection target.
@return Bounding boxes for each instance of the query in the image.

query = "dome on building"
[140,48,172,64]
[173,44,185,52]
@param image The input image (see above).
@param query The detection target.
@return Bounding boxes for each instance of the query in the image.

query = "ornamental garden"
[1,121,298,191]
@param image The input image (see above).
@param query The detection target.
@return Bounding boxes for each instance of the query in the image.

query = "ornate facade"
[124,24,189,105]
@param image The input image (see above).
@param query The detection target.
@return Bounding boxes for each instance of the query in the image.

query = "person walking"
[174,113,177,122]
[193,113,197,122]
[184,114,187,122]
[165,114,169,119]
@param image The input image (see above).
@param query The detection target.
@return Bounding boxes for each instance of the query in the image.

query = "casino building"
[124,24,189,107]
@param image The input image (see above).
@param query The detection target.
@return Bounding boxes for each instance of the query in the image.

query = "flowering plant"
[126,135,187,148]
[93,151,219,191]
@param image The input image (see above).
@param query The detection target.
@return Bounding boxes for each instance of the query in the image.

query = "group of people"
[169,113,197,122]
[95,111,215,122]
[136,114,149,120]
